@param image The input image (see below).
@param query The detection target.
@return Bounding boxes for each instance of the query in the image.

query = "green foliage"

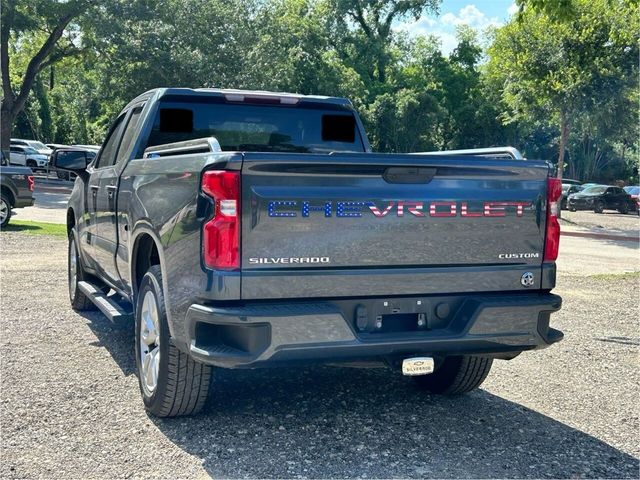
[487,0,639,179]
[4,0,638,182]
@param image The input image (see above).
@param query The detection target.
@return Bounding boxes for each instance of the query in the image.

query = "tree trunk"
[0,101,14,152]
[556,112,569,180]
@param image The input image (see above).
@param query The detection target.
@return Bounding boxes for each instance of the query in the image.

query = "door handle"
[90,185,99,194]
[106,185,118,191]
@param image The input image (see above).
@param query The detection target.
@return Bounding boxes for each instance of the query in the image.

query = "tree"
[1,0,91,151]
[487,0,638,179]
[329,0,440,85]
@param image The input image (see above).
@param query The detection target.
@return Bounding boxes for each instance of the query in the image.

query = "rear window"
[583,186,606,194]
[146,100,365,154]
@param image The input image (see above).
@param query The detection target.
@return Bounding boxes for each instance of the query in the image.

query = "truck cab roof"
[124,88,353,112]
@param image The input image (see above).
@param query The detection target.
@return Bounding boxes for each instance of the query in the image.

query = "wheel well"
[133,234,160,291]
[1,186,15,207]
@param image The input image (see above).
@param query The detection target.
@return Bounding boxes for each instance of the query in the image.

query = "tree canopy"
[2,0,638,183]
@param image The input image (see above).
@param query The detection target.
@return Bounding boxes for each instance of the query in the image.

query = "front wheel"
[0,193,12,227]
[135,265,212,417]
[412,356,493,395]
[618,203,629,214]
[68,230,95,310]
[594,201,604,214]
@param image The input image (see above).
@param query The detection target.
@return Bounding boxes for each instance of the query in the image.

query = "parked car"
[46,143,70,151]
[1,151,35,227]
[623,186,639,214]
[9,145,49,172]
[561,178,582,186]
[567,185,634,214]
[53,147,98,180]
[53,87,563,417]
[11,138,53,157]
[71,144,101,151]
[561,183,583,210]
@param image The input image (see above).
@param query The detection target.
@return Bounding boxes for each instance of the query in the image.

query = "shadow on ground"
[83,310,638,479]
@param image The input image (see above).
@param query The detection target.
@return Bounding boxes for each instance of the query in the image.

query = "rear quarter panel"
[117,152,242,343]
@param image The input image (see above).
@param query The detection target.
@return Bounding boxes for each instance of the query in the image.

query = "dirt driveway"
[0,232,638,478]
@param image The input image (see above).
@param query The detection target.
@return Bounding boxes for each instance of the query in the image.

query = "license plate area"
[355,298,429,333]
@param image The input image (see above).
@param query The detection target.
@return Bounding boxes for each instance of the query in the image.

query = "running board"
[78,281,133,322]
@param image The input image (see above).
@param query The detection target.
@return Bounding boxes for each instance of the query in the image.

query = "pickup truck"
[1,152,35,227]
[53,88,563,417]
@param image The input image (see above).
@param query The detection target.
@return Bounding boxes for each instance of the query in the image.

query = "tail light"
[544,177,562,262]
[27,175,34,192]
[201,170,240,270]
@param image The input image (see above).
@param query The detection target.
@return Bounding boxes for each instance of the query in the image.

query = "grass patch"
[2,220,67,237]
[588,271,640,280]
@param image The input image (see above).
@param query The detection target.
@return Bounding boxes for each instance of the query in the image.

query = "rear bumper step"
[185,293,562,368]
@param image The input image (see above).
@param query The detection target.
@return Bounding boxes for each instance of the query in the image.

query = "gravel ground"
[561,210,640,236]
[1,232,639,479]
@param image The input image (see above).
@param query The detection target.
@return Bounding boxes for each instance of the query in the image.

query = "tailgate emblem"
[520,272,535,287]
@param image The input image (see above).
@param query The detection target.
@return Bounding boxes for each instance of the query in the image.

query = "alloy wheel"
[68,237,78,300]
[0,198,8,225]
[140,290,161,396]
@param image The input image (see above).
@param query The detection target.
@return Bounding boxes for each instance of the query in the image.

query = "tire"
[412,356,493,395]
[618,203,629,214]
[26,159,37,170]
[135,265,212,417]
[68,229,95,311]
[0,192,12,227]
[561,199,567,210]
[594,201,604,214]
[568,206,576,212]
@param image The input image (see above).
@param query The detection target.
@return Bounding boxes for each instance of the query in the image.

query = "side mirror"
[51,149,90,173]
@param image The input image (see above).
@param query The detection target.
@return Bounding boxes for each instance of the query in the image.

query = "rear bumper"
[14,195,34,208]
[185,292,563,368]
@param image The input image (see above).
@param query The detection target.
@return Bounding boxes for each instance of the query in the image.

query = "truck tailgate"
[240,153,551,299]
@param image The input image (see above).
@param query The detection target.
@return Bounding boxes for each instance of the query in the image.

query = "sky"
[395,1,518,55]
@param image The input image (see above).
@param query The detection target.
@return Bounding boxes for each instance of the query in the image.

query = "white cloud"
[507,3,519,16]
[441,5,501,29]
[395,4,505,56]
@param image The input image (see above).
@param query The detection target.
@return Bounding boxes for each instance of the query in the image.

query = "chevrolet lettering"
[268,200,531,218]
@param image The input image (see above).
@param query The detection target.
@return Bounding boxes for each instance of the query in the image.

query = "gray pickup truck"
[1,152,35,227]
[53,88,563,417]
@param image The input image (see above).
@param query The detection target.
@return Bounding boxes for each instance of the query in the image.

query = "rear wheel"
[594,200,604,214]
[618,203,629,214]
[135,265,212,417]
[0,193,11,227]
[412,356,493,395]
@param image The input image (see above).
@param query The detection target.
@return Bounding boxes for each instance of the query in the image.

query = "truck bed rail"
[416,147,524,160]
[143,136,222,158]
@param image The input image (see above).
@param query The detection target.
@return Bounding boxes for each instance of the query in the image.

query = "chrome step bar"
[78,281,133,322]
